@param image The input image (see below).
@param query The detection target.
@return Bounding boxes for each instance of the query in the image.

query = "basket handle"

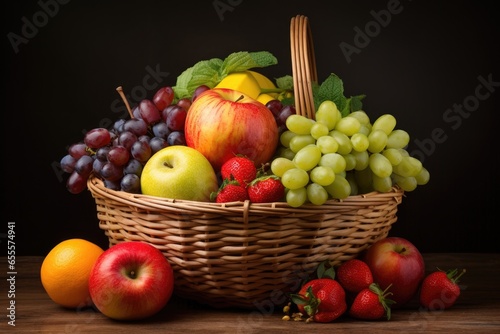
[290,15,318,120]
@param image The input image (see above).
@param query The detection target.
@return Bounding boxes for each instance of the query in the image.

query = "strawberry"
[290,278,347,323]
[336,258,374,294]
[349,283,395,320]
[247,175,285,203]
[419,268,466,311]
[220,156,257,187]
[210,179,249,203]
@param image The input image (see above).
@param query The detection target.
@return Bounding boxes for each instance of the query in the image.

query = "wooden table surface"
[1,253,499,333]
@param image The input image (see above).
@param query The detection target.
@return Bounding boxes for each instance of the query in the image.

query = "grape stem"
[116,86,134,119]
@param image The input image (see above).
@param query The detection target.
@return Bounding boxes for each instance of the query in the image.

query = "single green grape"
[415,166,430,185]
[310,166,335,186]
[393,174,417,191]
[351,133,369,152]
[330,130,352,155]
[307,183,329,205]
[372,114,396,135]
[280,130,296,148]
[324,174,351,199]
[279,147,296,160]
[316,100,339,130]
[310,123,329,139]
[368,129,388,153]
[347,110,370,125]
[281,168,309,190]
[293,145,322,171]
[289,134,315,153]
[369,153,393,178]
[343,153,356,171]
[335,117,361,136]
[351,150,369,171]
[372,174,393,193]
[316,135,339,154]
[319,153,346,174]
[286,187,308,207]
[271,157,296,177]
[393,156,422,177]
[286,114,315,135]
[387,129,410,149]
[382,148,403,165]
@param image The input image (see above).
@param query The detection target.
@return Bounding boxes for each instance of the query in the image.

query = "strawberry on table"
[419,268,466,311]
[336,258,374,294]
[247,175,285,203]
[220,156,257,187]
[290,278,347,323]
[349,283,394,321]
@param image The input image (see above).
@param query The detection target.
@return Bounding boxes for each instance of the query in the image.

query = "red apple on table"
[184,88,279,171]
[89,241,174,320]
[363,237,425,308]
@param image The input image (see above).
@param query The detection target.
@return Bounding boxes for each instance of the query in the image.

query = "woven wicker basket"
[87,15,404,309]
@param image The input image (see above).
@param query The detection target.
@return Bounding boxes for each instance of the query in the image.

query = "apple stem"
[235,94,245,103]
[116,86,134,119]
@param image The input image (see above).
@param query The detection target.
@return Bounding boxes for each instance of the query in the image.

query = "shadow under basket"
[87,176,404,309]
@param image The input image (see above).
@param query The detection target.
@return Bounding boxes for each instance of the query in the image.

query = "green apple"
[140,146,218,201]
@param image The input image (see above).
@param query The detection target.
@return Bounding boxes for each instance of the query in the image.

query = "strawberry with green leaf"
[220,156,257,187]
[247,175,285,203]
[419,268,466,311]
[210,179,248,203]
[349,283,394,321]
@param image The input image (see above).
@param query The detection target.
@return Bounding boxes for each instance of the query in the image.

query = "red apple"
[184,88,279,170]
[363,237,425,308]
[89,241,174,320]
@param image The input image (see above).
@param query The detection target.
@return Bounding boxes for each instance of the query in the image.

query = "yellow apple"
[140,146,218,201]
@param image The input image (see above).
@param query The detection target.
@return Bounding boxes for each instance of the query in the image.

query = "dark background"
[2,0,499,256]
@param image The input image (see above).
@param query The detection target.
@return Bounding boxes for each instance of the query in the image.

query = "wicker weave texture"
[88,176,403,309]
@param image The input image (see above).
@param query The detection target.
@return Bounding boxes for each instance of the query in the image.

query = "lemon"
[214,71,261,100]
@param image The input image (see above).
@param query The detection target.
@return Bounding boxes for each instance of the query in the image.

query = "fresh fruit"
[363,237,425,308]
[140,146,218,201]
[349,283,395,320]
[336,258,374,294]
[247,175,285,203]
[60,85,190,195]
[220,156,257,187]
[214,71,262,100]
[290,278,347,323]
[184,88,279,171]
[40,238,104,308]
[89,241,174,321]
[211,179,249,203]
[271,99,430,206]
[419,268,466,311]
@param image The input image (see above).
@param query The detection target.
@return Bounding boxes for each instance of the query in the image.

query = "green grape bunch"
[270,100,430,207]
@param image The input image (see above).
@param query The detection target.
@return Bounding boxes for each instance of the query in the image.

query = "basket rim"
[87,174,404,212]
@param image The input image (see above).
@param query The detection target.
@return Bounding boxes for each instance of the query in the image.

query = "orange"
[40,238,104,308]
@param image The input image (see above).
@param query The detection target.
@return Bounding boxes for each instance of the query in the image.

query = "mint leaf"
[173,51,278,99]
[316,73,347,112]
[349,94,366,112]
[173,58,223,99]
[220,51,278,76]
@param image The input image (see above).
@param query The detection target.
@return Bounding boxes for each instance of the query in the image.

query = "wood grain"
[1,254,499,333]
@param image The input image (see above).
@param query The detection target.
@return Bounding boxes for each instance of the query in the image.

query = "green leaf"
[220,51,278,77]
[275,75,294,90]
[315,73,347,112]
[174,58,223,99]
